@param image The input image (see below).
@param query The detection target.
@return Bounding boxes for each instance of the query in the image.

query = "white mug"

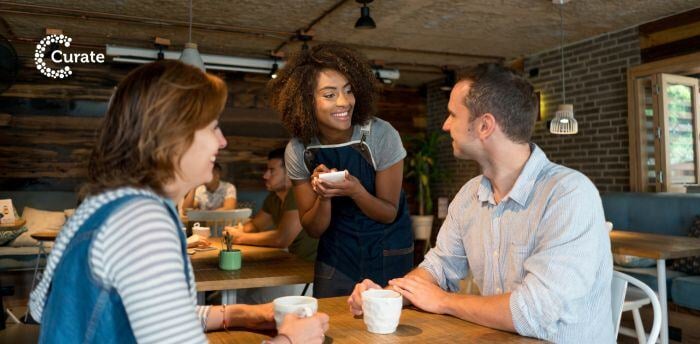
[191,222,211,239]
[362,289,403,334]
[272,296,317,328]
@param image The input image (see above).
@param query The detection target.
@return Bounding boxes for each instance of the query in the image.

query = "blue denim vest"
[39,194,190,343]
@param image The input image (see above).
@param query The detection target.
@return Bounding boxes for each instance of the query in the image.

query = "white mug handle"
[193,222,200,228]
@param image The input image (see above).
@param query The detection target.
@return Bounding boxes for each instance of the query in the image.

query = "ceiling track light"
[106,45,401,80]
[295,30,314,51]
[269,51,284,79]
[355,0,376,29]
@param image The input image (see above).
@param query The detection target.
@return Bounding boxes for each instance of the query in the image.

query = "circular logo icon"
[35,34,73,79]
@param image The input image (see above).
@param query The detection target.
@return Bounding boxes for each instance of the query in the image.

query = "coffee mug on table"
[272,296,318,328]
[192,222,211,239]
[362,289,403,334]
[219,249,241,271]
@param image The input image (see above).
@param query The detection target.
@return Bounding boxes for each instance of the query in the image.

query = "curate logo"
[34,34,105,79]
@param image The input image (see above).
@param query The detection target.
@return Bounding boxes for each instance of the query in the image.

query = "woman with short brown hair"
[29,60,328,344]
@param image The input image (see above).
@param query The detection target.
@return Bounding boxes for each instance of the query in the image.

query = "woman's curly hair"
[268,43,379,144]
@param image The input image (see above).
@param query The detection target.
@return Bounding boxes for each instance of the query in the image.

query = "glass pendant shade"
[549,104,578,135]
[180,42,205,71]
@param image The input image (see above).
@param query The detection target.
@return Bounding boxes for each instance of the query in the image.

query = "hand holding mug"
[278,312,329,344]
[347,279,382,316]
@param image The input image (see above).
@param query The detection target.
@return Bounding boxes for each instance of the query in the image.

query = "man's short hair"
[268,147,286,167]
[459,63,538,143]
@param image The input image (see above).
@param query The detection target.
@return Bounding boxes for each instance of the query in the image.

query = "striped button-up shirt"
[420,144,614,343]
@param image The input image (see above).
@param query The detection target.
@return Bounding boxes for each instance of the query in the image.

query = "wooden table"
[610,230,700,344]
[206,296,541,343]
[191,241,314,304]
[0,218,25,231]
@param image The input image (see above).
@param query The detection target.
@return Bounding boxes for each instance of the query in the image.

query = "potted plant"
[405,132,447,241]
[219,231,241,271]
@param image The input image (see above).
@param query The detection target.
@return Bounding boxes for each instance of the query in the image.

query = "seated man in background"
[348,63,613,343]
[226,148,318,262]
[225,148,318,303]
[182,162,237,212]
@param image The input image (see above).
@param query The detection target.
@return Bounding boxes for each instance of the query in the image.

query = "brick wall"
[425,27,641,198]
[526,27,640,193]
[426,80,480,202]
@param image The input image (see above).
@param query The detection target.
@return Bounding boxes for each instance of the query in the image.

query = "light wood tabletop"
[191,241,314,292]
[609,230,700,259]
[0,218,25,231]
[29,230,58,242]
[206,296,542,344]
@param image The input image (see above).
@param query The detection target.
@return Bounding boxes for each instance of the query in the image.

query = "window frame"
[628,52,700,192]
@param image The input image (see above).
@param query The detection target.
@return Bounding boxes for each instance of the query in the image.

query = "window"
[628,53,700,192]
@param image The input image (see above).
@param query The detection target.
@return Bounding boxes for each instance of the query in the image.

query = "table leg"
[221,290,237,305]
[27,241,46,322]
[657,259,668,344]
[29,242,45,294]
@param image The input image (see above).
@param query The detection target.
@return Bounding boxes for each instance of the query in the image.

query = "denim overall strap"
[304,129,413,298]
[39,194,189,344]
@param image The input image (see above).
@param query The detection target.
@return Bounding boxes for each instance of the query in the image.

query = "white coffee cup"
[318,170,346,183]
[272,296,318,328]
[191,222,210,239]
[362,289,403,334]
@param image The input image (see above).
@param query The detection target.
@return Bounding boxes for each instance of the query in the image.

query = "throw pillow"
[11,207,65,247]
[0,226,27,246]
[670,215,700,274]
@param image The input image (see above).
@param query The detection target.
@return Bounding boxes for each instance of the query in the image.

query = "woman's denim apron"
[304,122,413,297]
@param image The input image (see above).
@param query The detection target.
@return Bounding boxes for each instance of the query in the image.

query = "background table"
[0,218,25,231]
[207,296,541,343]
[191,241,314,304]
[610,230,700,344]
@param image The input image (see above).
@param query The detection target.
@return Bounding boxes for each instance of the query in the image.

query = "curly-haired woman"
[268,43,413,298]
[29,60,328,344]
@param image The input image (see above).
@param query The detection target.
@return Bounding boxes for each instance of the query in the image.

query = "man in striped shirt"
[349,63,614,343]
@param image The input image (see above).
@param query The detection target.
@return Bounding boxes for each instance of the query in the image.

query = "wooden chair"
[186,209,252,237]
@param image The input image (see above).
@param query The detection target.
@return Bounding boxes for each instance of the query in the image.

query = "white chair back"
[186,209,252,237]
[611,271,661,344]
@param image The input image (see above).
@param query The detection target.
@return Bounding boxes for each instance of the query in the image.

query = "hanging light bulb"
[269,59,279,79]
[549,0,577,135]
[179,0,205,71]
[354,0,376,29]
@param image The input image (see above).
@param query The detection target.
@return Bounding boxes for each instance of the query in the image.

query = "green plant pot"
[219,249,241,271]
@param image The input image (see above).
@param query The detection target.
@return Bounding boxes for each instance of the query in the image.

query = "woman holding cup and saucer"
[269,43,413,298]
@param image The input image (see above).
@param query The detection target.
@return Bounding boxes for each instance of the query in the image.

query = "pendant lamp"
[179,0,205,71]
[549,0,577,135]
